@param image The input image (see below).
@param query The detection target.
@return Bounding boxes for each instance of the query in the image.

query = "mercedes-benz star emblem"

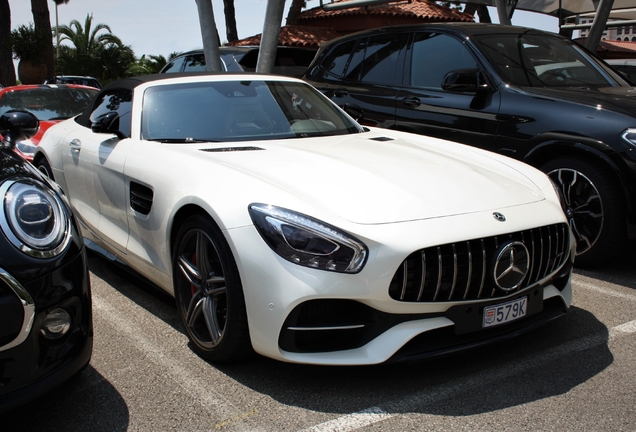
[492,241,530,292]
[493,212,506,222]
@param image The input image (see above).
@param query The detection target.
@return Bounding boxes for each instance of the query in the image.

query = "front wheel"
[36,157,54,180]
[541,156,626,266]
[173,214,252,362]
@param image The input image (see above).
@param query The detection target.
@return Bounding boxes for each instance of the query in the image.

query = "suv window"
[89,90,133,138]
[410,33,478,89]
[320,40,357,78]
[162,56,185,73]
[184,53,206,72]
[359,34,406,84]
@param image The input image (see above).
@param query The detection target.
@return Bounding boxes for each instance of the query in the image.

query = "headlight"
[621,128,636,147]
[248,203,368,273]
[0,179,71,258]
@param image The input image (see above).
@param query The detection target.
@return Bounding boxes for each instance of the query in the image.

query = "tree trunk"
[195,0,223,71]
[285,0,305,26]
[464,3,492,24]
[222,0,238,43]
[31,0,55,78]
[0,0,16,87]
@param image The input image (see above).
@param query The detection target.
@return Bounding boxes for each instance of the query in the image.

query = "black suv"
[305,22,636,266]
[161,46,317,78]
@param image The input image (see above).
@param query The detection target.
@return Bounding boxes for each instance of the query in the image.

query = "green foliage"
[11,23,49,63]
[55,14,135,82]
[127,54,169,76]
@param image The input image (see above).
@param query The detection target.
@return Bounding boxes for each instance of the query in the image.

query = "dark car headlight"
[0,179,71,258]
[248,203,368,273]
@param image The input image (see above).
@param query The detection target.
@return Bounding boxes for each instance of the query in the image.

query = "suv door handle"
[334,88,348,98]
[401,96,421,108]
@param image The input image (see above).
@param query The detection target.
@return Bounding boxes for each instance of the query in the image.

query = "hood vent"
[200,146,265,153]
[369,136,394,142]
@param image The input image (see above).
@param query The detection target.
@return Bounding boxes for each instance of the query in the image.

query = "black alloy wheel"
[542,156,626,266]
[173,213,251,361]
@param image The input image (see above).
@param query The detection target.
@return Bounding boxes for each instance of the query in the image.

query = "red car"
[0,84,98,160]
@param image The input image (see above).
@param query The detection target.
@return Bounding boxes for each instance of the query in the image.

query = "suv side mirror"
[91,112,124,138]
[442,69,489,94]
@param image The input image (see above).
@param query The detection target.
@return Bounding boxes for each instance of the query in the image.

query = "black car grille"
[388,223,570,303]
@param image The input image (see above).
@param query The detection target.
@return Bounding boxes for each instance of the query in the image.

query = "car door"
[325,33,408,128]
[395,31,501,149]
[61,89,133,254]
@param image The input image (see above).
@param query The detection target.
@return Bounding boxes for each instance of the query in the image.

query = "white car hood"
[201,131,546,225]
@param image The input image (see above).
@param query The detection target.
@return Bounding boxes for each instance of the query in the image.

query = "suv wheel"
[541,156,626,266]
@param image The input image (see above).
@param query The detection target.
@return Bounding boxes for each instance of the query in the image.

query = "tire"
[172,213,252,362]
[36,157,54,180]
[541,156,626,266]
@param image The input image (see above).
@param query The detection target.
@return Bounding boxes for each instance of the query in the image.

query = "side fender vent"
[130,181,153,215]
[200,146,265,153]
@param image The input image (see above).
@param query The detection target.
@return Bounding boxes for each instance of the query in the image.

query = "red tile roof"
[574,38,636,58]
[299,0,474,23]
[226,25,342,48]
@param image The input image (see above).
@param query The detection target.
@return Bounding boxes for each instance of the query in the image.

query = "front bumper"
[0,247,93,412]
[229,203,575,365]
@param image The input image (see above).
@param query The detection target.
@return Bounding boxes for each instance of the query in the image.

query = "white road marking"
[575,279,636,302]
[92,294,242,421]
[300,281,636,432]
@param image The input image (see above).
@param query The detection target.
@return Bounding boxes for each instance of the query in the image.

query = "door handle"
[334,88,348,98]
[69,138,81,152]
[401,96,421,108]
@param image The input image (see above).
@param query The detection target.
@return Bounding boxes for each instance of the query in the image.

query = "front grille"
[388,223,570,303]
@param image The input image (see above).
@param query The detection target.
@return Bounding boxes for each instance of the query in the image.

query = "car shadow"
[84,251,614,418]
[212,305,612,416]
[3,366,130,432]
[573,239,636,290]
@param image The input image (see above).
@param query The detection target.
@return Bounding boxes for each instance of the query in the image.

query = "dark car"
[0,110,92,411]
[304,22,636,266]
[161,46,317,78]
[43,75,102,89]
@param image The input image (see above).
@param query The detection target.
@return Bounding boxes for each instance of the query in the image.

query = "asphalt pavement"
[4,245,635,431]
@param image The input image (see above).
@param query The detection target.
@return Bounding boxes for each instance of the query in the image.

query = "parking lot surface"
[5,247,636,431]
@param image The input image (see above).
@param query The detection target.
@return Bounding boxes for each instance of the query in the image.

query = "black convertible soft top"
[75,71,241,127]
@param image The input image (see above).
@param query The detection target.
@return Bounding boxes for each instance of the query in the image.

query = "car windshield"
[474,32,620,88]
[0,87,98,120]
[141,80,363,142]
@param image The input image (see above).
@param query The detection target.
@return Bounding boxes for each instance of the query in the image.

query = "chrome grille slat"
[433,247,442,301]
[416,251,426,301]
[448,245,458,301]
[399,261,408,300]
[463,242,472,300]
[477,239,486,299]
[388,223,570,303]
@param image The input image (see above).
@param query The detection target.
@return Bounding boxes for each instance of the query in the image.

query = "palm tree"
[127,54,168,76]
[56,14,135,82]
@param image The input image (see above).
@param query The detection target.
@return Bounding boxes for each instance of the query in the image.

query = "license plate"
[483,297,527,328]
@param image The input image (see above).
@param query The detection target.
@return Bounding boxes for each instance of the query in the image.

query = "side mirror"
[441,69,489,94]
[0,110,39,149]
[91,111,123,137]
